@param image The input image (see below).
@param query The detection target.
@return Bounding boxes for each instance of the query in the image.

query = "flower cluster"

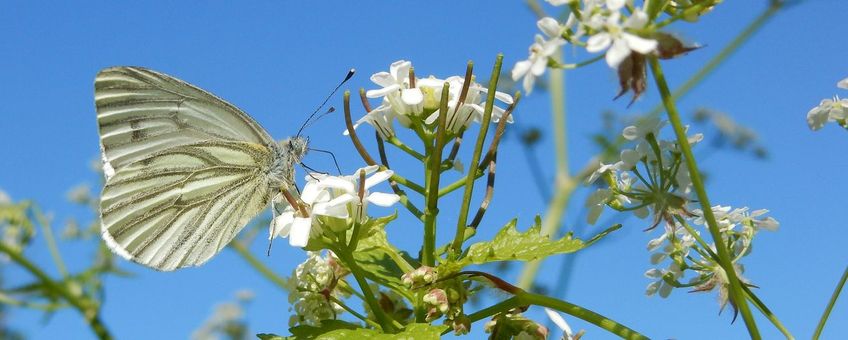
[585,117,701,228]
[586,118,778,311]
[513,0,703,96]
[270,166,399,248]
[347,60,515,139]
[646,205,778,312]
[484,308,548,340]
[285,251,349,327]
[806,76,848,131]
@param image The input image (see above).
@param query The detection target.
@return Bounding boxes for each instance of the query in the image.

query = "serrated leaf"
[451,217,621,270]
[281,322,446,340]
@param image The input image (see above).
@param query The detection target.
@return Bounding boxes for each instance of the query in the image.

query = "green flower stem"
[387,136,425,161]
[517,51,573,290]
[648,56,760,339]
[422,83,452,267]
[334,248,397,333]
[516,290,649,340]
[328,295,381,329]
[645,3,782,118]
[229,240,288,291]
[449,54,503,259]
[813,265,848,339]
[389,173,425,195]
[441,296,523,335]
[438,170,484,197]
[742,285,794,340]
[0,292,65,311]
[678,216,792,338]
[34,206,68,278]
[0,242,112,340]
[375,133,425,220]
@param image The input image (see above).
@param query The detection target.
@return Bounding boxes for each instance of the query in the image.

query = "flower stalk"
[648,56,760,339]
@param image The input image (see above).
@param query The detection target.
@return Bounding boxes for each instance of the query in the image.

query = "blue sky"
[2,1,847,339]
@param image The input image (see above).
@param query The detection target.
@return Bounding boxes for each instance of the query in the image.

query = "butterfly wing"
[95,66,278,271]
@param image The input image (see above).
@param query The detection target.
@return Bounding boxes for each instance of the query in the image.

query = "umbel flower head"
[286,251,349,327]
[270,166,399,247]
[347,60,514,138]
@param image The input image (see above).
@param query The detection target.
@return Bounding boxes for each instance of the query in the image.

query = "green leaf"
[281,322,447,340]
[351,213,414,294]
[447,217,621,271]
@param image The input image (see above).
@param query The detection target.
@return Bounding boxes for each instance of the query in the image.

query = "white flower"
[314,165,400,223]
[512,17,567,94]
[838,77,848,89]
[622,117,664,141]
[545,0,575,6]
[806,96,848,131]
[344,97,397,139]
[421,76,514,133]
[286,252,345,327]
[585,10,658,69]
[544,308,576,340]
[366,60,426,116]
[270,182,347,247]
[586,162,616,184]
[585,188,612,224]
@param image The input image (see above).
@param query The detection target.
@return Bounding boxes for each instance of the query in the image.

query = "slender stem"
[516,47,571,290]
[422,83,452,267]
[386,137,425,161]
[813,265,848,339]
[328,295,380,329]
[389,174,425,195]
[441,296,523,335]
[645,3,781,118]
[230,241,288,291]
[0,242,112,340]
[517,291,648,340]
[741,285,794,340]
[449,55,503,259]
[34,207,69,278]
[343,90,378,166]
[648,56,760,339]
[334,248,396,333]
[376,133,425,220]
[468,153,496,229]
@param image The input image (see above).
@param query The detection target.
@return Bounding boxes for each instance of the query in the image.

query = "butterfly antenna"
[296,68,356,138]
[308,148,342,175]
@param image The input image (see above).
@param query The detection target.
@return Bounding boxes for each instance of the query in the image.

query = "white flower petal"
[605,38,632,69]
[606,0,626,10]
[512,60,532,80]
[370,72,395,87]
[586,32,612,53]
[271,212,295,238]
[288,217,312,247]
[366,192,400,207]
[364,170,394,189]
[318,176,356,194]
[544,308,574,338]
[366,84,400,98]
[838,77,848,89]
[401,88,424,106]
[537,17,562,38]
[390,60,411,83]
[622,33,658,54]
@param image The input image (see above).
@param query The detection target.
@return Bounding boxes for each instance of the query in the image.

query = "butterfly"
[95,66,309,271]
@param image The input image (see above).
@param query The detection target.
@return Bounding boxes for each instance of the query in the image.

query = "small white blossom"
[421,76,514,133]
[344,97,397,139]
[544,308,576,340]
[314,165,400,223]
[270,182,346,248]
[838,77,848,89]
[366,60,424,116]
[585,10,658,69]
[806,96,848,131]
[512,17,567,94]
[286,252,346,327]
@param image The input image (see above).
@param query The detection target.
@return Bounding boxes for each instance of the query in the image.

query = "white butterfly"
[95,66,308,271]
